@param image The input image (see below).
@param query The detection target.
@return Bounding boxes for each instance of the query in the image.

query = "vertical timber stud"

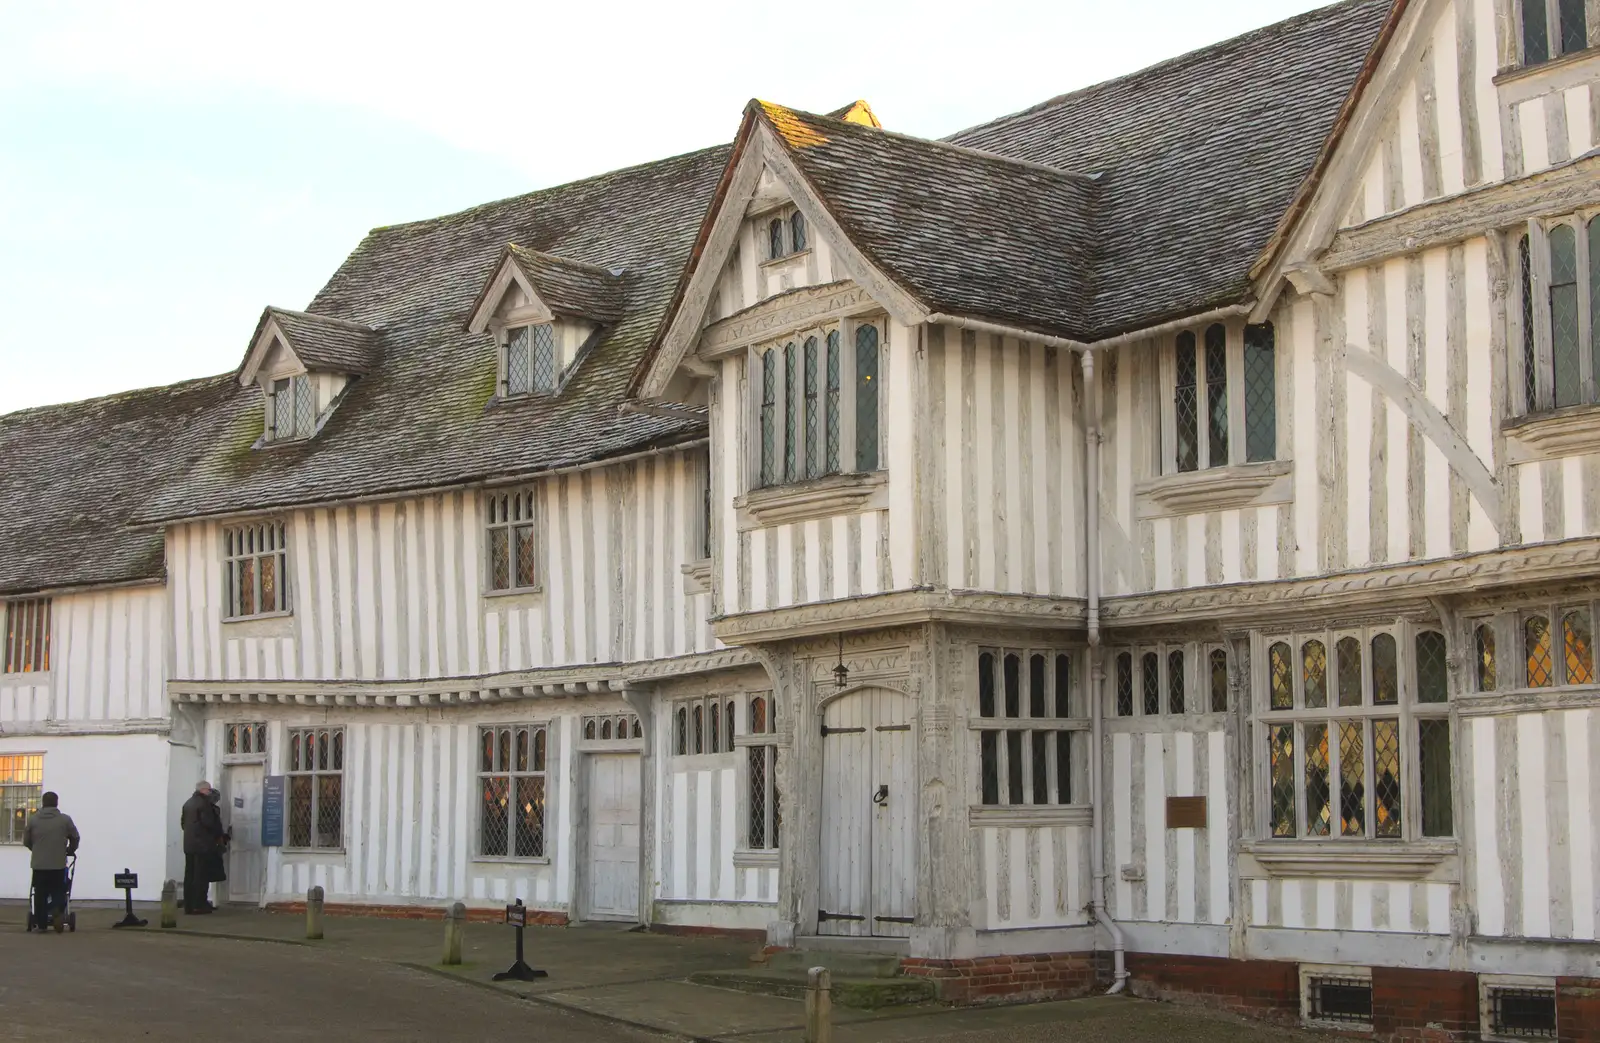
[805,967,833,1043]
[755,644,808,948]
[306,885,324,940]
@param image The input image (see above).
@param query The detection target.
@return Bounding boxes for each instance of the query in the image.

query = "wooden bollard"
[805,966,832,1043]
[306,885,325,940]
[442,901,466,965]
[160,879,178,929]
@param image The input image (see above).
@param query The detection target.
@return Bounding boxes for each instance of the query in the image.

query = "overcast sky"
[0,0,1332,414]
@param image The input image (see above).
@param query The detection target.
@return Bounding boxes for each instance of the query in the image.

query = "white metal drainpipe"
[1081,348,1128,995]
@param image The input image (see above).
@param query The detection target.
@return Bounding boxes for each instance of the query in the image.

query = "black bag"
[203,851,227,883]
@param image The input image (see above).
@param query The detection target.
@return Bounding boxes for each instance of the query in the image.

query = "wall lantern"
[833,633,850,689]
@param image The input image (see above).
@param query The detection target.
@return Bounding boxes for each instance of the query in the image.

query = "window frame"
[1469,600,1599,692]
[267,373,317,442]
[483,486,542,596]
[223,722,269,762]
[474,723,550,862]
[1254,622,1453,844]
[736,691,781,853]
[0,753,44,846]
[222,521,291,621]
[1159,319,1278,475]
[1516,0,1591,67]
[1109,641,1233,720]
[670,694,740,758]
[762,206,810,262]
[284,727,344,851]
[2,598,51,675]
[1511,212,1599,416]
[499,321,560,398]
[749,317,884,490]
[971,647,1089,811]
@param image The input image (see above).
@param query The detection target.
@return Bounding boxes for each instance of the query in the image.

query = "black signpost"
[111,869,147,928]
[491,899,548,981]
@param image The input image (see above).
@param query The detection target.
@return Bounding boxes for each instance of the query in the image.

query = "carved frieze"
[698,281,880,359]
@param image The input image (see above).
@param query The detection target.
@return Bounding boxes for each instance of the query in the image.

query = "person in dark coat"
[180,781,224,914]
[23,792,80,933]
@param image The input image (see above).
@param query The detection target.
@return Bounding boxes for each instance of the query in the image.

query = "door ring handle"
[872,784,889,806]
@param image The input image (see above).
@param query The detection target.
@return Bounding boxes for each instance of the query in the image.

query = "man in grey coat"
[23,792,80,933]
[180,781,224,914]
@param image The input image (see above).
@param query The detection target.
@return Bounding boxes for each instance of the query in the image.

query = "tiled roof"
[506,246,626,323]
[0,375,244,596]
[255,307,383,375]
[131,144,730,526]
[757,102,1103,341]
[946,0,1393,338]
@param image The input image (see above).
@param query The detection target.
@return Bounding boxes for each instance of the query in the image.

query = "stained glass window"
[1205,323,1228,468]
[1415,630,1449,703]
[1243,323,1276,462]
[1526,615,1554,687]
[1564,609,1594,684]
[1305,722,1331,836]
[855,324,880,471]
[1302,639,1328,709]
[1374,720,1402,838]
[1175,331,1199,473]
[1338,721,1365,836]
[1270,725,1296,838]
[1591,219,1600,396]
[1269,642,1293,709]
[1550,225,1581,408]
[1475,623,1497,691]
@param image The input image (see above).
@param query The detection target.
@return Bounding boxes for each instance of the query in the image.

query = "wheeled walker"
[25,853,78,933]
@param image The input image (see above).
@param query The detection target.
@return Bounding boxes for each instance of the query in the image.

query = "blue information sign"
[261,775,286,848]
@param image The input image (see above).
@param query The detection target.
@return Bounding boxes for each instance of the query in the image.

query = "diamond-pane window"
[478,725,546,858]
[1523,0,1550,63]
[1305,722,1331,836]
[1116,653,1134,717]
[1415,630,1449,703]
[1141,652,1160,715]
[1336,636,1363,707]
[1269,725,1296,837]
[1371,633,1399,705]
[760,350,778,487]
[1563,609,1594,684]
[1550,225,1581,408]
[1209,648,1228,712]
[506,325,531,395]
[784,343,798,483]
[1205,323,1228,467]
[1475,623,1497,691]
[286,727,342,850]
[789,211,807,252]
[1374,719,1402,837]
[1591,219,1600,394]
[825,331,841,473]
[1302,639,1328,709]
[1270,642,1294,709]
[804,337,821,478]
[1526,615,1554,687]
[484,488,538,593]
[1520,235,1538,411]
[1168,650,1185,714]
[531,323,558,392]
[1243,323,1276,462]
[1419,718,1453,837]
[1338,721,1365,836]
[293,375,316,437]
[855,324,879,471]
[1558,0,1587,54]
[1175,331,1199,472]
[768,218,784,260]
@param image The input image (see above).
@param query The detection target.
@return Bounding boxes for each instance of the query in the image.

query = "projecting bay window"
[1518,0,1591,67]
[1163,321,1277,474]
[1514,216,1600,415]
[1110,643,1231,718]
[223,522,290,620]
[1469,601,1597,692]
[484,487,540,594]
[754,319,881,489]
[267,374,317,442]
[2,598,50,674]
[286,728,343,850]
[974,650,1086,810]
[1258,625,1452,843]
[477,724,548,860]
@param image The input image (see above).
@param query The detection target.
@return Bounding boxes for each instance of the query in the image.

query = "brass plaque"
[1166,796,1208,829]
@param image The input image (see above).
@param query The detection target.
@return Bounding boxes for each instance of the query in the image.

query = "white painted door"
[587,754,641,921]
[818,687,916,938]
[222,763,264,905]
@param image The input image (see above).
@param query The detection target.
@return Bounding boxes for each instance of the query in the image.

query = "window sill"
[0,669,50,683]
[1503,403,1600,461]
[967,805,1092,828]
[736,471,888,529]
[280,848,347,858]
[1242,840,1457,881]
[220,613,295,639]
[1134,460,1292,519]
[471,856,552,867]
[1493,45,1600,93]
[482,587,545,608]
[733,849,780,870]
[681,559,712,595]
[759,248,812,269]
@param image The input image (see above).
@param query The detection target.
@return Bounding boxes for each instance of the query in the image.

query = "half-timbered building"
[3,0,1598,1036]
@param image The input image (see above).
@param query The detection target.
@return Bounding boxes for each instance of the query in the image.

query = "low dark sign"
[114,872,138,890]
[261,775,286,848]
[505,903,526,928]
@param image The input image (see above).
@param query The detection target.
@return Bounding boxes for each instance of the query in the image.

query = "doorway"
[222,763,264,905]
[586,753,641,921]
[818,686,916,938]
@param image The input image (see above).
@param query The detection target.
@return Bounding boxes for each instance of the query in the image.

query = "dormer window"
[268,374,316,441]
[505,323,558,396]
[764,207,808,261]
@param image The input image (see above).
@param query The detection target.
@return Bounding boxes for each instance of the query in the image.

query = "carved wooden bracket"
[1503,404,1600,461]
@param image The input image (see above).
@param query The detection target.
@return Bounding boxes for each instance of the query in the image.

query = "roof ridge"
[0,372,237,423]
[267,306,376,333]
[507,244,625,278]
[369,141,732,237]
[944,0,1382,143]
[758,100,1103,186]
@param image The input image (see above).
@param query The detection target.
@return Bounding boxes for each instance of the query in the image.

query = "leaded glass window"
[759,349,778,487]
[825,330,841,473]
[1475,622,1497,691]
[976,648,1080,807]
[783,343,798,483]
[1558,0,1587,53]
[1371,633,1399,705]
[1526,615,1554,687]
[1305,722,1331,836]
[477,725,546,859]
[1519,217,1599,414]
[1336,636,1363,707]
[789,211,807,252]
[855,324,879,471]
[269,375,316,441]
[484,487,538,593]
[1415,630,1449,703]
[1550,224,1581,408]
[3,598,50,674]
[1243,323,1276,462]
[1175,331,1199,473]
[1142,652,1160,715]
[1418,719,1453,836]
[531,323,557,392]
[223,521,290,619]
[1522,0,1588,64]
[1209,648,1228,712]
[1520,234,1538,411]
[803,336,821,478]
[1523,0,1551,63]
[1339,720,1366,836]
[1204,323,1228,468]
[1115,652,1133,717]
[1269,725,1295,838]
[287,728,343,850]
[768,218,784,260]
[1168,649,1185,714]
[1563,609,1594,684]
[1509,602,1600,687]
[1269,642,1293,709]
[1302,639,1328,709]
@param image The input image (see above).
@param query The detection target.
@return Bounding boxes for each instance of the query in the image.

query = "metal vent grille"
[1489,987,1557,1039]
[1307,976,1372,1025]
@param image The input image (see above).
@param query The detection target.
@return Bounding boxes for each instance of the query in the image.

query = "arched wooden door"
[817,686,916,937]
